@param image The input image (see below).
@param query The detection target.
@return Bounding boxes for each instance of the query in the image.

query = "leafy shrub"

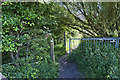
[55,45,66,61]
[2,54,59,79]
[69,43,120,78]
[2,2,67,79]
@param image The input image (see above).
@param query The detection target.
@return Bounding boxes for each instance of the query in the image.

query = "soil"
[58,54,84,78]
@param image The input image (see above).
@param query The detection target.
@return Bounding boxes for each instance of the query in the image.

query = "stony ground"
[58,54,84,78]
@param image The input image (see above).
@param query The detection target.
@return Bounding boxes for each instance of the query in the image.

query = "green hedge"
[2,54,59,79]
[69,43,120,78]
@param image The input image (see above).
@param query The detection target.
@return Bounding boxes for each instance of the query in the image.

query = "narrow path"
[58,54,84,78]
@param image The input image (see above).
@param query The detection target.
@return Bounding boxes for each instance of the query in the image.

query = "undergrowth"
[68,41,120,78]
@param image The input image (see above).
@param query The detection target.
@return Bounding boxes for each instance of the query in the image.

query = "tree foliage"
[69,42,120,78]
[2,1,120,78]
[61,2,120,37]
[2,2,60,78]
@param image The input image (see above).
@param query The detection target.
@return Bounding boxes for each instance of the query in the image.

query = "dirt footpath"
[58,54,84,78]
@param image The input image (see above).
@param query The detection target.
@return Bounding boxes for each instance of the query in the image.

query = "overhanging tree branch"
[63,3,91,26]
[69,25,94,37]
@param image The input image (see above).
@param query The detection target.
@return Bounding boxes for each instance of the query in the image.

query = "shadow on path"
[58,54,84,78]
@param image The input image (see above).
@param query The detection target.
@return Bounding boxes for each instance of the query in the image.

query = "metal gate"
[69,37,120,54]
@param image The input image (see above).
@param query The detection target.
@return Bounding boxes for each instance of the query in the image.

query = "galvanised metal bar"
[99,40,100,48]
[113,40,115,48]
[110,40,111,46]
[81,40,82,51]
[69,37,120,54]
[83,40,84,52]
[87,40,89,46]
[104,40,106,46]
[115,38,119,48]
[107,40,109,46]
[91,40,92,48]
[102,40,103,48]
[94,39,95,49]
[71,37,118,40]
[70,39,73,48]
[96,40,97,48]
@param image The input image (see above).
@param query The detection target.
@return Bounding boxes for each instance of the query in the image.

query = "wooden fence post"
[69,38,71,55]
[50,38,55,63]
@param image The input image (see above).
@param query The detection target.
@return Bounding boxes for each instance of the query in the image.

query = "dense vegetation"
[1,2,63,78]
[1,1,120,79]
[62,2,120,37]
[69,41,120,78]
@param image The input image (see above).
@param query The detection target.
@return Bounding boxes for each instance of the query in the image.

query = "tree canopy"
[1,1,120,79]
[60,2,120,37]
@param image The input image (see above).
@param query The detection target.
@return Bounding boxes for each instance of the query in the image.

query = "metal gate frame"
[69,37,120,54]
